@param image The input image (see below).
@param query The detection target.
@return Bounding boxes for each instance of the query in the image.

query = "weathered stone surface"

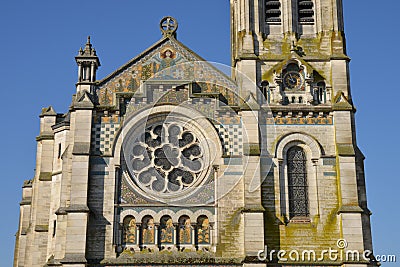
[14,2,374,267]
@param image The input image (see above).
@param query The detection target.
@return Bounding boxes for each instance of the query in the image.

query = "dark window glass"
[287,146,309,218]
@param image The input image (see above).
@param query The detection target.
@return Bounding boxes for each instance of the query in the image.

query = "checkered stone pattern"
[216,124,243,156]
[91,123,120,154]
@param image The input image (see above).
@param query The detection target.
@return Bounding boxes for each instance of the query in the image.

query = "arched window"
[265,0,281,23]
[197,216,210,245]
[317,81,326,103]
[287,146,309,218]
[141,216,155,245]
[298,0,314,24]
[178,215,192,245]
[159,216,174,246]
[123,216,137,245]
[261,80,270,103]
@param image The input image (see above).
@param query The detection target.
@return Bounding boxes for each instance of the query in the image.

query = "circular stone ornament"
[160,16,178,36]
[122,114,211,202]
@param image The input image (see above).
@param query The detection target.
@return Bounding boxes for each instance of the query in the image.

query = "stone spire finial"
[82,35,93,55]
[75,36,101,89]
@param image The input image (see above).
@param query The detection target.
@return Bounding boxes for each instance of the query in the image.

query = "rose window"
[124,120,207,198]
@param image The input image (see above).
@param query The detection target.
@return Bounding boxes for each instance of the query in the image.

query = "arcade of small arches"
[118,210,214,253]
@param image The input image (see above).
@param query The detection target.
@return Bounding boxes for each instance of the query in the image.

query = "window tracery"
[287,146,309,218]
[125,118,207,200]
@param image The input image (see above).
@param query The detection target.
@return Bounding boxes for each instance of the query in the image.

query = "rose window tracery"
[125,120,206,197]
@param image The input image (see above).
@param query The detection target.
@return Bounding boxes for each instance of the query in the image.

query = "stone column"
[153,224,159,251]
[312,159,321,217]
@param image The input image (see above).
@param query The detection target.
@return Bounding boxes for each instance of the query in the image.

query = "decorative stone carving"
[123,114,212,203]
[128,122,203,193]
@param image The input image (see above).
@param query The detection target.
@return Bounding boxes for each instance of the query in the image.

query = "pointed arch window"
[261,80,270,103]
[287,146,309,218]
[317,81,326,103]
[298,0,315,24]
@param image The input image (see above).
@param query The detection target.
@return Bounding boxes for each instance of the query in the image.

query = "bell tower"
[231,0,375,265]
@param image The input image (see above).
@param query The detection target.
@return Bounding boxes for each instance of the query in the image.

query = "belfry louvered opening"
[265,0,281,23]
[298,0,314,24]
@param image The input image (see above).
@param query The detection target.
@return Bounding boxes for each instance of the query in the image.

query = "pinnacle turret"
[75,36,100,93]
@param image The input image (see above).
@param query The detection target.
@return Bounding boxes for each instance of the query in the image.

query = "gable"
[96,37,238,106]
[261,52,326,83]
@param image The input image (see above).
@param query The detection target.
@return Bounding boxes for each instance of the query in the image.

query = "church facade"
[14,1,376,266]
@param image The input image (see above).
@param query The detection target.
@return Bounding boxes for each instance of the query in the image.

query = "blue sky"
[0,0,399,266]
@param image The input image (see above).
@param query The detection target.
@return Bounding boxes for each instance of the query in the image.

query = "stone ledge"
[55,207,68,215]
[337,143,355,156]
[45,255,62,266]
[22,179,33,188]
[72,142,91,155]
[39,172,53,181]
[34,224,49,232]
[243,205,265,213]
[332,102,354,111]
[36,133,55,141]
[20,199,32,206]
[72,102,95,110]
[338,205,364,214]
[51,121,70,131]
[60,253,87,264]
[65,204,90,213]
[101,251,243,265]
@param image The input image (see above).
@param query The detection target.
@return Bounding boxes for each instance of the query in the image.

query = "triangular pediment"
[73,91,95,109]
[96,36,238,106]
[261,52,325,83]
[332,91,353,111]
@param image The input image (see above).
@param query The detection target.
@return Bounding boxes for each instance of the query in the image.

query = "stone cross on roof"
[160,16,178,37]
